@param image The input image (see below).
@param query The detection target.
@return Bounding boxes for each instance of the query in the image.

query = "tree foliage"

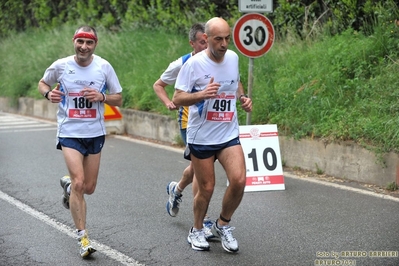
[1,0,398,38]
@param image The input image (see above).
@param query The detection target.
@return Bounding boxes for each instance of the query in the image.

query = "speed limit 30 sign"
[233,13,275,58]
[239,124,285,192]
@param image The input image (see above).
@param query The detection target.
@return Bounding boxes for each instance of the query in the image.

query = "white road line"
[0,128,56,133]
[0,190,143,266]
[284,172,399,203]
[0,121,39,125]
[114,135,399,203]
[0,113,56,133]
[0,118,26,122]
[0,124,53,129]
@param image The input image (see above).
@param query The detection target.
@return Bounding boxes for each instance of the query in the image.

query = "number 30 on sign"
[239,124,285,192]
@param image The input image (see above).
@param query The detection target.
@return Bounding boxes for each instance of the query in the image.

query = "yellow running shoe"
[78,233,96,257]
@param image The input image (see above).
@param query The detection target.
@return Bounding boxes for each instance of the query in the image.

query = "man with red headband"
[38,25,123,258]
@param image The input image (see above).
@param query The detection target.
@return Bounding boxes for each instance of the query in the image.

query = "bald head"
[204,17,231,62]
[205,17,230,37]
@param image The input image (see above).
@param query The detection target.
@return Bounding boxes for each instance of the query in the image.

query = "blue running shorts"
[185,136,241,160]
[57,136,105,156]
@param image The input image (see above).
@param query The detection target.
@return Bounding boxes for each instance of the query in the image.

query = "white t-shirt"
[160,53,192,130]
[42,55,123,138]
[175,50,240,145]
[160,53,192,85]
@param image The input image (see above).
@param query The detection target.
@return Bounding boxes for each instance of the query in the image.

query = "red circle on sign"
[233,13,275,58]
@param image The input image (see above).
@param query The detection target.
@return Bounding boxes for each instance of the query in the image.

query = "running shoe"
[166,181,182,217]
[60,175,71,209]
[78,233,96,257]
[203,217,216,240]
[61,194,69,209]
[187,227,210,251]
[211,221,239,253]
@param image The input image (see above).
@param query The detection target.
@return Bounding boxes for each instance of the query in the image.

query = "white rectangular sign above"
[239,0,273,13]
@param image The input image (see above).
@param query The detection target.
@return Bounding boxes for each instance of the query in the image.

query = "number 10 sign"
[239,124,285,192]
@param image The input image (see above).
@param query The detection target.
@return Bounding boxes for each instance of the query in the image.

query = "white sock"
[175,183,182,195]
[76,229,86,238]
[216,220,223,228]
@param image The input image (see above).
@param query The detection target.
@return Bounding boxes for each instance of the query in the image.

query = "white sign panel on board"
[239,124,285,192]
[239,0,273,13]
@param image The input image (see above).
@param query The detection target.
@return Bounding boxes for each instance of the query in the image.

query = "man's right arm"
[38,80,64,103]
[153,79,178,110]
[38,79,51,99]
[172,89,200,107]
[173,77,220,106]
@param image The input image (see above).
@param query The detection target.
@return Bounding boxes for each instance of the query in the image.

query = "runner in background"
[152,23,216,239]
[173,17,252,252]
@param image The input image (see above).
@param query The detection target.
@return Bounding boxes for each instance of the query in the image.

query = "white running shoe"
[166,181,182,217]
[211,222,239,253]
[187,227,210,251]
[61,194,69,209]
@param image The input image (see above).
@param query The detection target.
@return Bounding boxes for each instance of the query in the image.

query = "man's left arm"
[103,92,122,107]
[237,81,252,113]
[104,64,123,107]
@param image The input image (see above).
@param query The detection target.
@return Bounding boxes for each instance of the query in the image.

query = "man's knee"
[71,179,85,194]
[196,180,215,198]
[229,174,246,190]
[84,182,97,195]
[204,182,215,195]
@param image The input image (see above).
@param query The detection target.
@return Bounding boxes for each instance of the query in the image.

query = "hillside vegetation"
[1,0,399,155]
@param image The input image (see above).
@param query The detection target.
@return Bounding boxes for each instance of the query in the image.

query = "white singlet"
[160,53,192,85]
[42,55,123,138]
[175,50,240,145]
[160,53,192,130]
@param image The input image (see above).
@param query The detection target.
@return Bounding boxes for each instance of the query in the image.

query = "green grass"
[1,21,399,156]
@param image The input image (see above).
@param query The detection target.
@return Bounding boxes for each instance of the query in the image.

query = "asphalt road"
[0,112,398,266]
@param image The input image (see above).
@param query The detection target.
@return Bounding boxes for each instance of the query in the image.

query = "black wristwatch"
[43,90,51,100]
[239,94,248,100]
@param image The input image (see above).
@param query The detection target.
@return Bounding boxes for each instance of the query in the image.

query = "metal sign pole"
[233,10,275,125]
[246,57,254,125]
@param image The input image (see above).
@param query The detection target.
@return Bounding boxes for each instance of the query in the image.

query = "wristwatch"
[239,94,248,100]
[43,90,51,100]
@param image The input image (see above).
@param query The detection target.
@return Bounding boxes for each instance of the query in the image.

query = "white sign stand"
[239,124,285,192]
